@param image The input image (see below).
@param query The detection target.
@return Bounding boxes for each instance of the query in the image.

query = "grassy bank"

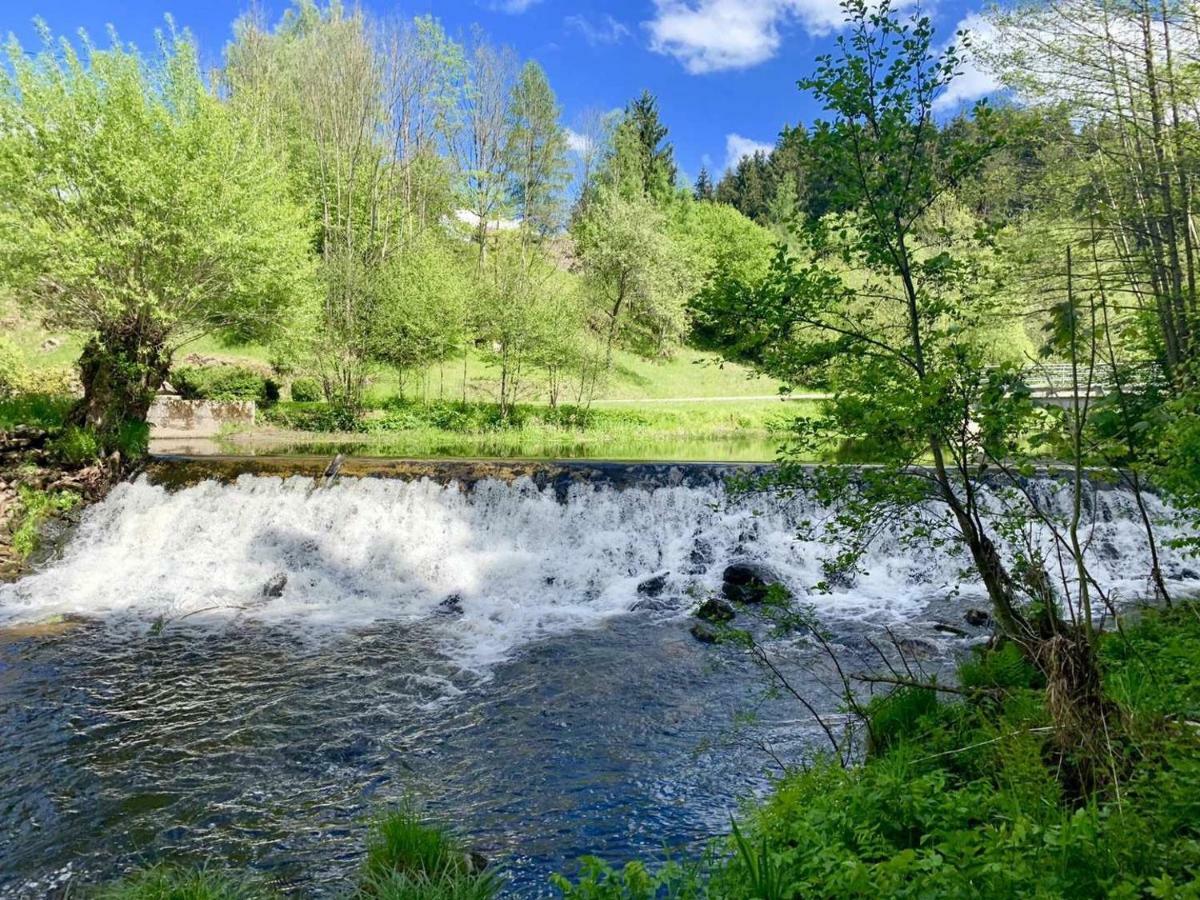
[561,601,1200,898]
[244,397,810,461]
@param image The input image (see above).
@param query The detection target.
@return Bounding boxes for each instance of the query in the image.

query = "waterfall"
[1,473,1194,675]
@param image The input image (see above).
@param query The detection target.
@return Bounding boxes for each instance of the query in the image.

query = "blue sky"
[2,0,998,187]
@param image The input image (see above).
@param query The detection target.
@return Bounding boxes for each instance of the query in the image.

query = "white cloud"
[489,0,543,13]
[565,13,631,46]
[933,14,1002,112]
[724,133,774,171]
[646,0,845,74]
[564,127,592,155]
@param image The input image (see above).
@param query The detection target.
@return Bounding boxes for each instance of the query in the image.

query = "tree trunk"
[70,326,170,450]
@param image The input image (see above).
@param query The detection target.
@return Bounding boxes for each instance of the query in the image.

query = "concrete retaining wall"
[147,398,255,438]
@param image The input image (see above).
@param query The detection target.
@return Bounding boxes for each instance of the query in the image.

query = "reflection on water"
[152,434,783,462]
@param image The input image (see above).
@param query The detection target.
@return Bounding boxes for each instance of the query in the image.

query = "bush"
[49,424,101,465]
[172,365,277,404]
[20,364,78,395]
[0,394,73,431]
[289,377,321,402]
[11,485,80,558]
[261,401,363,432]
[0,336,23,399]
[95,864,274,899]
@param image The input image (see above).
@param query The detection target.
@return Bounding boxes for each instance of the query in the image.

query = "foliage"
[0,393,73,431]
[359,808,498,900]
[289,378,322,403]
[575,191,697,364]
[551,856,704,900]
[0,24,314,443]
[0,335,23,399]
[10,485,80,559]
[172,366,279,404]
[95,864,274,899]
[49,425,101,465]
[506,61,570,238]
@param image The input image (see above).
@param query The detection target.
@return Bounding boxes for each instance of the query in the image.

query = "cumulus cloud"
[933,14,1003,111]
[646,0,845,74]
[564,127,592,155]
[724,133,774,171]
[565,13,631,46]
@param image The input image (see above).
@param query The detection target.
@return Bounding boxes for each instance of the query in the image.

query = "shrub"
[0,394,73,431]
[49,424,101,465]
[0,336,23,399]
[20,364,78,395]
[11,485,80,558]
[261,402,363,432]
[289,377,321,403]
[172,365,277,403]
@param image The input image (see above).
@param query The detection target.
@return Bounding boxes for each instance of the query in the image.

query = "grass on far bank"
[247,396,814,461]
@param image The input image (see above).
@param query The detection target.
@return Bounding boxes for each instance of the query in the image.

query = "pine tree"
[694,167,714,201]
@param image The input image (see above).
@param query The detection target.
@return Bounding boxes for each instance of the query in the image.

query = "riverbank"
[563,600,1200,898]
[0,397,125,580]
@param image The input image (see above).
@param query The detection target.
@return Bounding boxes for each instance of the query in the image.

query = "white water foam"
[0,474,1194,673]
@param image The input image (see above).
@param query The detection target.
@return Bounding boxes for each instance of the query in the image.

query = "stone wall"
[147,397,255,438]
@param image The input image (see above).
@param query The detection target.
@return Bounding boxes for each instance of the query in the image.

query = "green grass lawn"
[4,300,782,405]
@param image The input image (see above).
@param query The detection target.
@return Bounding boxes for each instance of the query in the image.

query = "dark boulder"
[438,594,464,615]
[690,622,719,644]
[696,597,736,623]
[722,562,778,604]
[262,572,287,599]
[637,572,669,597]
[964,608,991,628]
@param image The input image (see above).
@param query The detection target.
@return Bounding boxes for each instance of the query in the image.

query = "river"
[0,463,1193,896]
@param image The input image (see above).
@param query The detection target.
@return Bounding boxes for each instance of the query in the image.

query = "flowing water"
[0,469,1195,897]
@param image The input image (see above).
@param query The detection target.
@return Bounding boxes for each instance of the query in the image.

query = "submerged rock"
[894,637,939,659]
[636,572,669,597]
[696,597,736,623]
[931,621,968,637]
[262,572,288,599]
[722,562,777,604]
[690,622,719,644]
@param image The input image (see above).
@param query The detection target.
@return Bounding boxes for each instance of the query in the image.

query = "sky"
[1,0,1000,187]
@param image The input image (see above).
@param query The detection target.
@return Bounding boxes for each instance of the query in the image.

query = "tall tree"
[505,61,570,240]
[457,30,517,264]
[694,167,714,201]
[575,191,696,364]
[0,26,314,447]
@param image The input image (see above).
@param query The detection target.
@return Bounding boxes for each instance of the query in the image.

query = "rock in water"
[722,562,777,604]
[696,597,736,623]
[636,572,669,597]
[690,622,719,644]
[262,572,287,599]
[964,608,991,628]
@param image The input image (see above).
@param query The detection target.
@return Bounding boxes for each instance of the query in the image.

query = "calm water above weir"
[0,467,1195,897]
